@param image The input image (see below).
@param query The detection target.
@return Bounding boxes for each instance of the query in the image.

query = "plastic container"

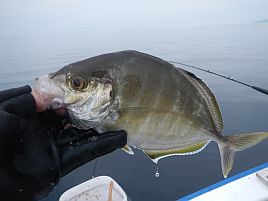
[59,176,129,201]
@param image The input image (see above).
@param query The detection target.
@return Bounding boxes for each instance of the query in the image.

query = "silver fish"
[36,50,268,178]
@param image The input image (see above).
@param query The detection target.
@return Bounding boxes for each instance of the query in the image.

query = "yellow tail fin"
[218,132,268,178]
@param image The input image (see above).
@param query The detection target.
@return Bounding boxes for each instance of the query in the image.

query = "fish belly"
[100,108,211,151]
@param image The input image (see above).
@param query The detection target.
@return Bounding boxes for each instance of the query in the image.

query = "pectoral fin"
[145,140,211,163]
[122,145,134,155]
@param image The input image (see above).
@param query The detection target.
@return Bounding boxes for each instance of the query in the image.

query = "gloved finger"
[0,110,23,156]
[56,128,99,147]
[0,93,36,116]
[60,130,127,175]
[36,110,68,132]
[0,85,31,103]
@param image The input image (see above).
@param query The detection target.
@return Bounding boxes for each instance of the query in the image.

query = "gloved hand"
[0,85,127,201]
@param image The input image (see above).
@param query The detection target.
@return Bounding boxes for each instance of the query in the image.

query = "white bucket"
[59,176,129,201]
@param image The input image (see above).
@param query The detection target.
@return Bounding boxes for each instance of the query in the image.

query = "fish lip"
[49,97,68,116]
[50,102,66,110]
[48,72,57,79]
[35,74,66,111]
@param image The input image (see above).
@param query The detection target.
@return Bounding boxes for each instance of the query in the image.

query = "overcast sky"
[1,0,268,35]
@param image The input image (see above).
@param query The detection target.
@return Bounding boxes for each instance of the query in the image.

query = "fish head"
[35,65,115,129]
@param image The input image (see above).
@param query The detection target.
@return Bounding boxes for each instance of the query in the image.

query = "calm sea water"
[1,20,268,201]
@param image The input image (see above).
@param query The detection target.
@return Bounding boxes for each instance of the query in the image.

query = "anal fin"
[145,140,211,163]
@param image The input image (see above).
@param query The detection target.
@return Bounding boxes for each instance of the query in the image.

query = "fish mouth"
[35,74,65,111]
[49,97,69,116]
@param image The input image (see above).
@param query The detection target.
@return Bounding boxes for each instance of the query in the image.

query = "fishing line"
[92,158,98,178]
[169,61,268,96]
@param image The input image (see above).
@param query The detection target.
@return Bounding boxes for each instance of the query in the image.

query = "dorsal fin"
[178,68,223,133]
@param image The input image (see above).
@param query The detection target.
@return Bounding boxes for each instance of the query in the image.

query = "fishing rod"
[169,61,268,96]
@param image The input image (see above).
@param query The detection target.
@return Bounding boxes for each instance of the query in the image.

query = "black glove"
[0,85,127,201]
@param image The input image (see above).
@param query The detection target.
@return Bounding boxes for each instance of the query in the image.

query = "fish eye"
[69,76,88,91]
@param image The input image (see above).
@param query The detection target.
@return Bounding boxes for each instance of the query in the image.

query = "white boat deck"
[179,162,268,201]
